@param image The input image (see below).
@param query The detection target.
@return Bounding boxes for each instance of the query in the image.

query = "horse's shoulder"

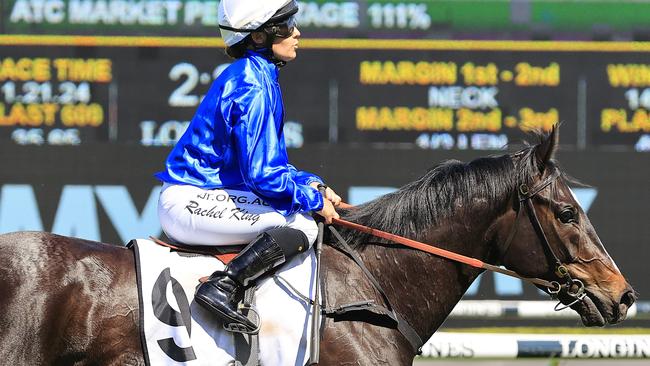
[321,245,384,304]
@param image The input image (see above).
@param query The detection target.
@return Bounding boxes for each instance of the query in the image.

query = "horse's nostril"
[620,290,636,307]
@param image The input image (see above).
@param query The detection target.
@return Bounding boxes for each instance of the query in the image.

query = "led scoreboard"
[0,38,649,152]
[1,37,650,314]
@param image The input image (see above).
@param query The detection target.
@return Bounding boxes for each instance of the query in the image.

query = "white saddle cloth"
[132,239,317,366]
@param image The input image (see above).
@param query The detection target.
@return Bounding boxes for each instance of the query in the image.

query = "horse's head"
[497,127,636,326]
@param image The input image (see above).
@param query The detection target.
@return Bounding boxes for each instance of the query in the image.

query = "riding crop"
[308,186,327,365]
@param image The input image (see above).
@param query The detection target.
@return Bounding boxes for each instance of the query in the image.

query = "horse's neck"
[353,201,506,344]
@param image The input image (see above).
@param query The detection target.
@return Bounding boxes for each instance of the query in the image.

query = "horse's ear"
[534,125,559,172]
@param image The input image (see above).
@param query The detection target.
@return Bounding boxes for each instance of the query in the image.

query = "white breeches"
[158,183,318,246]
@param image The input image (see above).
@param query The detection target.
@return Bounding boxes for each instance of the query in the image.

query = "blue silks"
[155,50,323,216]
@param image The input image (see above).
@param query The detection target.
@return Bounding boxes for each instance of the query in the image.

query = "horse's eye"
[558,208,576,224]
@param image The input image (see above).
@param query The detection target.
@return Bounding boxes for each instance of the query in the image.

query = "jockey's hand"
[310,182,342,207]
[316,198,340,224]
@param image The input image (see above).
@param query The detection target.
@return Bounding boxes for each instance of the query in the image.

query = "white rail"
[421,332,650,358]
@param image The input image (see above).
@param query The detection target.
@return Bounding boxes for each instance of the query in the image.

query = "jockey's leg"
[194,227,310,330]
[158,184,318,246]
[158,184,318,329]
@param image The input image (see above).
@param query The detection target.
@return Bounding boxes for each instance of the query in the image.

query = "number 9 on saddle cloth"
[132,233,319,366]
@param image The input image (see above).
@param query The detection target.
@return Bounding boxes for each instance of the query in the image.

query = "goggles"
[264,15,297,38]
[219,15,297,40]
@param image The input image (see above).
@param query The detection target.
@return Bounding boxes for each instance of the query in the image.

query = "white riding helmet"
[218,0,299,47]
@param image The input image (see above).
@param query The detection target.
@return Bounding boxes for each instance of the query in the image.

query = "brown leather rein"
[333,167,586,307]
[333,216,557,289]
[152,211,551,289]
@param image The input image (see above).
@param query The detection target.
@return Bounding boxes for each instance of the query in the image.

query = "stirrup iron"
[223,305,261,334]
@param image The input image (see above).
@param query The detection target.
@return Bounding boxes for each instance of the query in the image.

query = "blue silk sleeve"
[231,86,324,216]
[287,164,324,186]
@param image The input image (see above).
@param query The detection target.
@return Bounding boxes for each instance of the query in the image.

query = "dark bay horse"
[0,128,636,365]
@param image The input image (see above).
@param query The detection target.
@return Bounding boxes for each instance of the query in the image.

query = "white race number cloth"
[133,238,317,366]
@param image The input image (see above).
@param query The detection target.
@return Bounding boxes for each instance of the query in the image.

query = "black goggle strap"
[218,24,256,32]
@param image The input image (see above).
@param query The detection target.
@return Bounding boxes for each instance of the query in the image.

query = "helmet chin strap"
[255,41,287,67]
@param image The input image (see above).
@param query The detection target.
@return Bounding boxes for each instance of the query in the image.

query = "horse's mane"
[341,133,553,247]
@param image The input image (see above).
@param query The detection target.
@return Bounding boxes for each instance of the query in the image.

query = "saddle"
[149,236,242,266]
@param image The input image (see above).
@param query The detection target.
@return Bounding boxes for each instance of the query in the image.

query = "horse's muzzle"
[614,287,636,323]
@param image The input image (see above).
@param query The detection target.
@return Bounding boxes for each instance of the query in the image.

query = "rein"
[332,166,586,308]
[331,218,557,289]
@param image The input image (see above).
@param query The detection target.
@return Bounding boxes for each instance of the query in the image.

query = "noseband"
[499,166,586,311]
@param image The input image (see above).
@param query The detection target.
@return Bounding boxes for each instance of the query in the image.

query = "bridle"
[497,165,586,311]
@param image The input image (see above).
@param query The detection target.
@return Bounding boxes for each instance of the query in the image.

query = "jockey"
[155,0,340,331]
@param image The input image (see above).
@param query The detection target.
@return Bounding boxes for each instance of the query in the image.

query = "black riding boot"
[194,227,309,331]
